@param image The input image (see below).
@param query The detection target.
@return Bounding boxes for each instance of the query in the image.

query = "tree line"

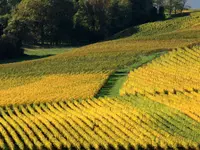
[0,0,188,59]
[153,0,189,15]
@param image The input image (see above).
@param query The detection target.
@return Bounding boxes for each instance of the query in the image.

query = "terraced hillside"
[0,11,200,149]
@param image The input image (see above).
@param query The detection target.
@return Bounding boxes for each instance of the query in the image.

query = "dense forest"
[0,0,188,59]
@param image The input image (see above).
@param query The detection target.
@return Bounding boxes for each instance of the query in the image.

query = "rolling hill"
[1,12,200,105]
[0,11,200,149]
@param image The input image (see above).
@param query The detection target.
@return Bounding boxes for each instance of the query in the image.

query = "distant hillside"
[111,12,200,40]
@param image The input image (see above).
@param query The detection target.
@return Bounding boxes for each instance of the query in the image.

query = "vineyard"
[0,96,199,149]
[0,11,200,149]
[121,46,200,95]
[146,91,200,123]
[112,11,200,40]
[0,73,109,105]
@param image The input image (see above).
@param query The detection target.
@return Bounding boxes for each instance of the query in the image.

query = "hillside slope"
[0,95,200,149]
[112,12,200,40]
[0,11,200,150]
[0,12,200,105]
[121,46,200,95]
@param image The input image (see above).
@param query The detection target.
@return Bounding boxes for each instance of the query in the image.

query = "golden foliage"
[0,73,109,106]
[121,46,200,95]
[0,97,198,149]
[146,91,200,123]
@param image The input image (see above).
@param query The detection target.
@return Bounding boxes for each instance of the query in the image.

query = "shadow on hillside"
[23,43,84,49]
[164,12,191,21]
[170,12,190,18]
[61,143,195,150]
[109,27,139,40]
[0,54,52,64]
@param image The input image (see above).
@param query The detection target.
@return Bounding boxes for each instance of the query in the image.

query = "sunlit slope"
[0,73,109,105]
[0,96,199,150]
[0,12,199,104]
[146,91,200,123]
[120,45,200,124]
[112,12,200,40]
[1,12,200,77]
[0,40,195,77]
[121,46,200,95]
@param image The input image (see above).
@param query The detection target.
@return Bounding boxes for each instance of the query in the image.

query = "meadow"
[0,11,200,149]
[24,47,74,57]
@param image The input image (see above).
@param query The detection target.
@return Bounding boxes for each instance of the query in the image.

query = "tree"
[7,0,74,45]
[73,0,133,40]
[169,0,173,15]
[0,0,21,15]
[104,0,132,36]
[0,23,3,37]
[176,0,188,13]
[47,0,75,45]
[6,0,50,44]
[0,0,10,15]
[150,7,158,21]
[73,0,109,41]
[8,0,21,8]
[6,0,156,45]
[0,34,23,59]
[153,0,164,9]
[130,0,153,25]
[158,6,165,19]
[163,0,188,15]
[0,0,23,59]
[152,0,165,20]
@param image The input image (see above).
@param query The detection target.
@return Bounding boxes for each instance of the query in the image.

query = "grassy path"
[95,51,167,97]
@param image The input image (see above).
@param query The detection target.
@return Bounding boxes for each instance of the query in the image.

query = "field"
[0,47,74,64]
[24,47,74,57]
[0,96,200,150]
[0,73,109,105]
[121,46,200,95]
[112,11,200,40]
[0,11,200,149]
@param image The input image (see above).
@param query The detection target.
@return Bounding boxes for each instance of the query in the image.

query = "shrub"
[0,35,23,59]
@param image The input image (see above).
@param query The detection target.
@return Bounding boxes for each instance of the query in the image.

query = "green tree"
[47,0,74,45]
[130,0,153,25]
[174,0,188,14]
[73,0,132,39]
[107,0,132,34]
[0,0,10,15]
[7,0,74,45]
[0,23,3,37]
[0,0,21,15]
[6,0,156,45]
[73,0,109,39]
[153,0,164,8]
[8,0,21,7]
[7,0,50,44]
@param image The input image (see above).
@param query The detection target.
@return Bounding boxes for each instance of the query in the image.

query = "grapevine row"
[0,96,198,149]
